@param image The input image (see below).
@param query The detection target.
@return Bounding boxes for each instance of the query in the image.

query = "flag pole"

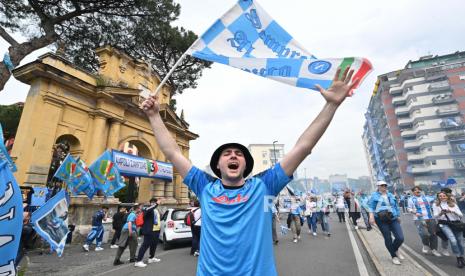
[151,37,201,97]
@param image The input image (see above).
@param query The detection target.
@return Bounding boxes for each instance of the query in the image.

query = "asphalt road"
[25,214,377,276]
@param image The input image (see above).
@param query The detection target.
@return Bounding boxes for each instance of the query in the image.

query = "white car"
[159,208,192,250]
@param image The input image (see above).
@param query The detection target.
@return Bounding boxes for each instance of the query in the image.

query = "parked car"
[159,208,192,250]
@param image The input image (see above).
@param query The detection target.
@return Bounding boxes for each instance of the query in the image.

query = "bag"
[377,210,394,223]
[447,220,465,232]
[184,208,199,227]
[135,212,144,227]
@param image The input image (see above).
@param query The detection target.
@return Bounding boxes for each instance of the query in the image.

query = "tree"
[0,103,23,139]
[0,0,209,94]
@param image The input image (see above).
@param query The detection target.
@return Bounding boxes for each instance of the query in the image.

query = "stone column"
[86,115,108,162]
[107,119,122,150]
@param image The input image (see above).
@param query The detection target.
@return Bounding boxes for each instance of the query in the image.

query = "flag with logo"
[187,0,372,92]
[89,150,125,197]
[30,190,69,257]
[53,155,95,199]
[0,160,23,275]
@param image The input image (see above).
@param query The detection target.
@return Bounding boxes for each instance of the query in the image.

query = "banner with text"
[112,150,173,181]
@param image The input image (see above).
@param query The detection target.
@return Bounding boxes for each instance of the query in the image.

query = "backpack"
[184,208,199,227]
[135,211,144,227]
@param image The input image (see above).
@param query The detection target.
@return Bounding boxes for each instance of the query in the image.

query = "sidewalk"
[356,226,432,276]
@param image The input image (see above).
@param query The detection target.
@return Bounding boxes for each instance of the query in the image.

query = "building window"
[431,160,437,165]
[262,151,267,158]
[459,75,465,80]
[263,160,268,165]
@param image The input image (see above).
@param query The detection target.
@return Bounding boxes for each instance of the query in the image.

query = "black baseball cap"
[210,143,254,179]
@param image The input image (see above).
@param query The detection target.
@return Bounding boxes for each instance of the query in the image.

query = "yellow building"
[11,46,198,239]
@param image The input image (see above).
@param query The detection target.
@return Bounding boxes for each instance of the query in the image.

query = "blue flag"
[187,0,372,92]
[53,155,96,199]
[0,160,23,275]
[30,190,69,257]
[30,187,48,207]
[89,150,125,197]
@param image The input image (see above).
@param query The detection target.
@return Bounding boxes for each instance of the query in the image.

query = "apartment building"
[248,143,285,175]
[363,51,465,192]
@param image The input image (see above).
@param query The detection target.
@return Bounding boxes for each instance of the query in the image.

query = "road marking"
[401,243,449,276]
[344,219,369,276]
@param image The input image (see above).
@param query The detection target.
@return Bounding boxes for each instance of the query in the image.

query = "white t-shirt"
[193,208,201,226]
[432,202,463,221]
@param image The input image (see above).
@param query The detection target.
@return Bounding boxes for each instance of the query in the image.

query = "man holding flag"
[141,65,359,275]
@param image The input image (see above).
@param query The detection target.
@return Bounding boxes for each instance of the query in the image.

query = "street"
[24,214,378,276]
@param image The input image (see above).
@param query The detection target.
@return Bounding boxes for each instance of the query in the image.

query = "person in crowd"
[318,195,331,236]
[110,206,127,249]
[457,192,465,214]
[305,195,318,236]
[407,186,441,256]
[433,191,464,268]
[83,206,108,252]
[191,200,202,256]
[335,193,346,223]
[271,201,279,245]
[345,191,361,230]
[290,197,303,243]
[358,192,372,231]
[135,198,162,268]
[113,205,141,265]
[141,67,359,275]
[369,180,404,265]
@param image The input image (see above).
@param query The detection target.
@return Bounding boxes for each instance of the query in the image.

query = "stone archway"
[56,134,82,155]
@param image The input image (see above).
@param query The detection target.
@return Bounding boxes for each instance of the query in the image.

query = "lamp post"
[272,140,278,165]
[304,168,308,193]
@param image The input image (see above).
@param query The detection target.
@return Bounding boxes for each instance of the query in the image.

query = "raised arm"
[280,67,360,176]
[141,95,192,178]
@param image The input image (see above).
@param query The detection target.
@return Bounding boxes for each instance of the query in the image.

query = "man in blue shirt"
[83,206,108,252]
[141,67,359,275]
[113,204,140,265]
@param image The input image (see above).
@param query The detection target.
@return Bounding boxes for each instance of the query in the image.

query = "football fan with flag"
[140,0,371,275]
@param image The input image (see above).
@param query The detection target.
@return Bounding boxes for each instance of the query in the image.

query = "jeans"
[290,214,301,238]
[191,225,201,254]
[272,215,278,242]
[336,208,345,222]
[114,230,138,262]
[307,213,318,233]
[414,219,438,250]
[86,225,104,247]
[111,228,122,245]
[376,218,404,258]
[361,209,371,229]
[439,224,464,257]
[136,231,160,261]
[319,212,330,233]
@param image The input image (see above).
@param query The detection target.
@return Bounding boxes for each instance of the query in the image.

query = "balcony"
[429,82,451,92]
[432,94,455,105]
[404,139,421,149]
[436,106,460,117]
[398,117,413,126]
[407,152,424,161]
[445,131,465,142]
[395,107,410,117]
[454,159,465,170]
[440,118,463,129]
[389,85,403,95]
[401,128,417,138]
[426,72,447,82]
[411,165,431,174]
[392,97,407,106]
[449,149,465,156]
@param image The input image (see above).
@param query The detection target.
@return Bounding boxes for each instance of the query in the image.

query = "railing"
[429,82,450,92]
[454,159,465,169]
[445,131,465,141]
[436,106,459,116]
[432,94,455,105]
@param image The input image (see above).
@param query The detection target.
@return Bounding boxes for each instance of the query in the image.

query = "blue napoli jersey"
[183,163,292,276]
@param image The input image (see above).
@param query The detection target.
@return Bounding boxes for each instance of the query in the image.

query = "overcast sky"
[1,0,465,179]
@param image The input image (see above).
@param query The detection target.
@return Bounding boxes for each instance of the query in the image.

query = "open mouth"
[228,163,239,170]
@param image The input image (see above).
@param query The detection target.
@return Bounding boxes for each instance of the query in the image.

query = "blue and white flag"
[89,150,125,197]
[53,154,96,199]
[187,0,372,92]
[0,123,16,172]
[31,190,69,257]
[0,160,23,275]
[30,187,48,207]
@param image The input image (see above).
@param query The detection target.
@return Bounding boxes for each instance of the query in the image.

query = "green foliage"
[0,0,210,94]
[0,104,23,139]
